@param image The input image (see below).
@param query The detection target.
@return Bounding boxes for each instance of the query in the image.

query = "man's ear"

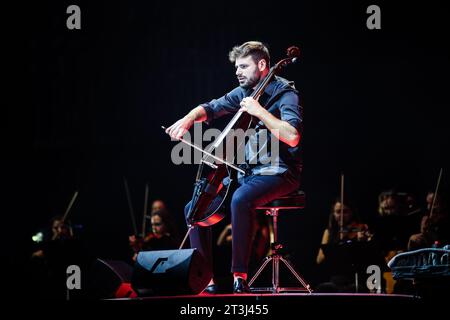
[258,59,267,71]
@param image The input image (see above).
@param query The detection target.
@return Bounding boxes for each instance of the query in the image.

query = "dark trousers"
[184,172,300,274]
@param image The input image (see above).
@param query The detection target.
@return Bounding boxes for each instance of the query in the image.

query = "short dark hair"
[228,41,270,66]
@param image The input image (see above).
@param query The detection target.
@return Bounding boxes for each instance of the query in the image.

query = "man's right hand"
[165,116,194,140]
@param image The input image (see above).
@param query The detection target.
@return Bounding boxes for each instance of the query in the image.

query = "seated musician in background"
[129,200,177,257]
[371,190,419,258]
[316,199,375,292]
[30,216,88,299]
[408,192,450,250]
[31,216,74,258]
[165,41,303,293]
[129,208,180,261]
[370,190,422,293]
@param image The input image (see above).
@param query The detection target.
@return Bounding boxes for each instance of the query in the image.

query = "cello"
[170,46,301,230]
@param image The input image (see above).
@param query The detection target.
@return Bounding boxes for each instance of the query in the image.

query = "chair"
[248,190,313,293]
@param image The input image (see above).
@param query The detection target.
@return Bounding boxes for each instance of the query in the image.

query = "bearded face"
[235,55,264,89]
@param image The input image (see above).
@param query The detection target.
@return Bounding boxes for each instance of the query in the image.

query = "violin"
[338,222,372,242]
[129,232,165,253]
[185,46,301,227]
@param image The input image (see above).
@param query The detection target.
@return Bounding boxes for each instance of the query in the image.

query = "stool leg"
[279,256,313,293]
[248,256,272,287]
[273,255,280,293]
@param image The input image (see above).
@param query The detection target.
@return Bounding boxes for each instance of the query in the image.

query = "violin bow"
[429,167,443,218]
[52,190,78,240]
[142,183,149,237]
[339,173,345,240]
[123,177,138,235]
[62,190,78,222]
[161,126,245,174]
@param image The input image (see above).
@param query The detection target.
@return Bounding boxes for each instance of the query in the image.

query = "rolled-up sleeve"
[200,87,244,125]
[279,91,303,133]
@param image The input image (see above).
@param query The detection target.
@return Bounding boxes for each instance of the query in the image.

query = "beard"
[239,71,262,89]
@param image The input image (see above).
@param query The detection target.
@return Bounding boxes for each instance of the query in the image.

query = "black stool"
[248,190,313,293]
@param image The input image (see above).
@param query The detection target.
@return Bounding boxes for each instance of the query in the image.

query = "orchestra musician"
[129,208,180,261]
[408,191,450,250]
[316,199,375,292]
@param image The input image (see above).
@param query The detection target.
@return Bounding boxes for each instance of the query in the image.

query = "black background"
[4,0,449,288]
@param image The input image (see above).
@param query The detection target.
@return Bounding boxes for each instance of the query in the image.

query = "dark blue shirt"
[200,76,303,179]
